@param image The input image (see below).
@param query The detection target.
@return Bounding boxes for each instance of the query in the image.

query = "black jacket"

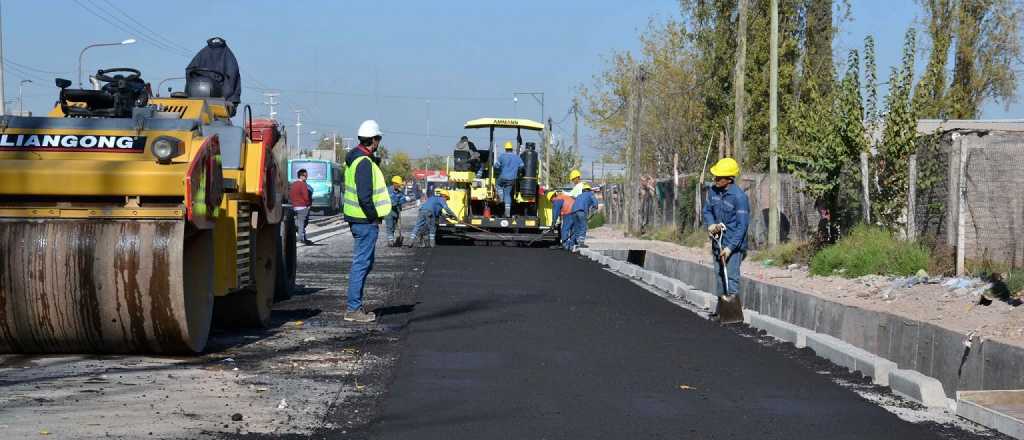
[187,37,241,104]
[344,146,381,223]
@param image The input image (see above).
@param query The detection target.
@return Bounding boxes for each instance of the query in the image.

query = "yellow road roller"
[0,68,294,354]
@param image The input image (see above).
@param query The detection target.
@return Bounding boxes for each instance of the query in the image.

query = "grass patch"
[638,225,707,248]
[681,229,708,248]
[750,240,813,267]
[810,225,930,278]
[588,211,606,229]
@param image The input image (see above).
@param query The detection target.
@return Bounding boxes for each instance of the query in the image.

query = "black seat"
[62,89,115,110]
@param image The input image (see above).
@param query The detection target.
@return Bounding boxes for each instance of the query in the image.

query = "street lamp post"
[78,39,136,88]
[18,79,31,116]
[156,76,184,97]
[513,91,546,184]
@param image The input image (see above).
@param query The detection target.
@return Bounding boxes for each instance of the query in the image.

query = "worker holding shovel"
[702,158,750,324]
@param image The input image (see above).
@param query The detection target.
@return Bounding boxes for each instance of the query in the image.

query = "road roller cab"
[0,68,295,354]
[437,118,557,244]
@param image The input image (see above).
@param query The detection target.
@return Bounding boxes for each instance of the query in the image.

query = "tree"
[914,0,955,118]
[546,139,583,188]
[947,0,1023,119]
[873,28,918,229]
[315,134,345,163]
[412,155,447,171]
[381,151,412,182]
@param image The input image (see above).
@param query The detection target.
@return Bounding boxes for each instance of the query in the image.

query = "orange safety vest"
[553,194,575,217]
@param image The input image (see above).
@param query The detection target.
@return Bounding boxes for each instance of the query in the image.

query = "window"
[292,161,329,180]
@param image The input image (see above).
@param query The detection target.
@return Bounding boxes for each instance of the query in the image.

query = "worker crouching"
[568,183,597,251]
[386,176,407,247]
[702,158,749,324]
[408,189,457,248]
[546,190,576,250]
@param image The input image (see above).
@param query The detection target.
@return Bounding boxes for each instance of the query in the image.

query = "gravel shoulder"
[588,225,1024,348]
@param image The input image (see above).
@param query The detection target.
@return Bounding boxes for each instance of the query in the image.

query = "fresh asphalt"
[359,246,993,440]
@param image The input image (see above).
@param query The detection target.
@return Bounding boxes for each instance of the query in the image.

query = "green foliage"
[680,229,708,248]
[547,140,582,188]
[810,225,930,277]
[381,151,412,183]
[863,36,879,132]
[412,155,447,171]
[873,28,918,229]
[914,0,955,119]
[750,240,813,267]
[948,0,1024,119]
[588,211,606,229]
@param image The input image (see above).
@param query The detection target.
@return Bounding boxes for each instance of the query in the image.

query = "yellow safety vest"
[343,155,392,219]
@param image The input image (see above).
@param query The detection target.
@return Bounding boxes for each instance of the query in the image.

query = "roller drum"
[0,219,214,354]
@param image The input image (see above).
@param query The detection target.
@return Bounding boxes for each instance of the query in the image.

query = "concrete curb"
[957,391,1024,439]
[890,369,948,408]
[750,314,807,348]
[805,333,898,386]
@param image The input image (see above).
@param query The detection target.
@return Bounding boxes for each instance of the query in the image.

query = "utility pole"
[426,99,431,157]
[768,0,780,246]
[733,0,747,162]
[545,117,552,187]
[263,92,279,120]
[0,1,7,116]
[293,110,303,160]
[573,98,580,159]
[331,130,339,163]
[626,65,646,235]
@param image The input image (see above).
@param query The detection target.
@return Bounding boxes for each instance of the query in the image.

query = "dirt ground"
[588,225,1024,348]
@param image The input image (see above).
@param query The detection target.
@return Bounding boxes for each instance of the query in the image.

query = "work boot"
[504,205,511,218]
[387,240,395,247]
[344,308,376,323]
[429,237,436,248]
[302,239,315,246]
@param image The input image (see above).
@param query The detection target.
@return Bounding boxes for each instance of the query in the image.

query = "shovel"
[713,229,744,324]
[394,213,404,247]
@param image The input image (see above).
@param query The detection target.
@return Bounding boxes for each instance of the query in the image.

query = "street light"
[512,92,544,123]
[18,79,31,116]
[78,38,136,88]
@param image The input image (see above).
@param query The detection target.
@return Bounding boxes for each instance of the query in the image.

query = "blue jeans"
[384,210,400,241]
[411,209,437,240]
[559,214,574,247]
[294,208,310,241]
[346,222,379,312]
[497,179,514,214]
[713,249,744,296]
[572,211,588,247]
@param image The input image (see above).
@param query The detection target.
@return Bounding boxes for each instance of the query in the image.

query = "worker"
[186,37,240,115]
[546,190,576,250]
[568,169,585,197]
[342,120,392,323]
[494,141,524,218]
[289,168,315,246]
[385,176,407,247]
[702,157,749,319]
[408,189,457,248]
[568,183,598,250]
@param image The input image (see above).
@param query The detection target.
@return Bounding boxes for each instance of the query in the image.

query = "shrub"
[810,225,930,277]
[587,212,606,229]
[751,240,813,267]
[681,229,708,248]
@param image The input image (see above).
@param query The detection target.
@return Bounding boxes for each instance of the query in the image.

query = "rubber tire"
[275,218,297,302]
[214,222,278,329]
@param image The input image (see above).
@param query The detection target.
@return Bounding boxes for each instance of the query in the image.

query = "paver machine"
[0,67,295,354]
[436,118,557,244]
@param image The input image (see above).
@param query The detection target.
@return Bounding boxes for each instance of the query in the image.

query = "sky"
[2,0,1021,165]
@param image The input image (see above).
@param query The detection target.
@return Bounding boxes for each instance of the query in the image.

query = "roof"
[464,118,544,131]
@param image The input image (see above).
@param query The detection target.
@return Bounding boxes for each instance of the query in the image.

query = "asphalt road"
[360,246,996,440]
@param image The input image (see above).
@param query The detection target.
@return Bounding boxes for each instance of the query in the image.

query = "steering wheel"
[187,68,226,83]
[94,68,141,83]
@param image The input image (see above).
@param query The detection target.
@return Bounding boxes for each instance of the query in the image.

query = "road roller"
[0,67,295,354]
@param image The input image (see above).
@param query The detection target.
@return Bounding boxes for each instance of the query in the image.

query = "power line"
[3,58,68,75]
[74,0,189,58]
[98,0,192,54]
[247,85,507,102]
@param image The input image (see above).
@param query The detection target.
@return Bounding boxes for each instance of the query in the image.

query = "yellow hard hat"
[569,169,581,181]
[546,190,557,201]
[504,141,514,150]
[391,176,404,185]
[710,157,740,178]
[582,182,592,190]
[436,189,449,198]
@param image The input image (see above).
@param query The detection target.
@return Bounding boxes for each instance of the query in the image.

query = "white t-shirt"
[569,182,585,198]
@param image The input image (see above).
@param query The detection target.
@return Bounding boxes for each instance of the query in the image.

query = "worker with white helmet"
[702,157,750,323]
[385,175,407,247]
[568,169,585,197]
[494,141,524,218]
[342,120,392,323]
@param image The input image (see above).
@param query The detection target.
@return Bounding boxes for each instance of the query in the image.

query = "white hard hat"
[357,120,382,138]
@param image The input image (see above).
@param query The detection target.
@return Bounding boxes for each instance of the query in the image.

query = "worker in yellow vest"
[342,120,392,323]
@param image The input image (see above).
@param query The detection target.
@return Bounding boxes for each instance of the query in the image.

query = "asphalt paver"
[365,246,983,440]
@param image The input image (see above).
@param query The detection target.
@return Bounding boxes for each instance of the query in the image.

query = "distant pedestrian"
[546,190,575,250]
[702,157,749,323]
[568,183,597,250]
[386,176,407,247]
[342,120,392,323]
[495,141,524,217]
[289,169,314,246]
[408,189,457,248]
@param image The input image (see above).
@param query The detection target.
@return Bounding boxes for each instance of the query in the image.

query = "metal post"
[17,79,30,116]
[768,0,780,246]
[733,0,747,163]
[426,99,431,157]
[907,154,917,240]
[573,98,580,158]
[262,92,279,119]
[0,2,6,116]
[293,110,303,160]
[78,39,136,88]
[156,77,184,97]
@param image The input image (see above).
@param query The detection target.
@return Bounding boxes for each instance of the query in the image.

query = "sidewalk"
[588,225,1024,349]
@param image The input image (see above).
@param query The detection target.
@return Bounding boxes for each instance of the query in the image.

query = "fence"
[602,172,819,249]
[913,128,1024,271]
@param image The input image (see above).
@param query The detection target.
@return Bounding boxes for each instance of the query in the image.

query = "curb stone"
[749,314,807,348]
[890,369,948,408]
[805,333,897,386]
